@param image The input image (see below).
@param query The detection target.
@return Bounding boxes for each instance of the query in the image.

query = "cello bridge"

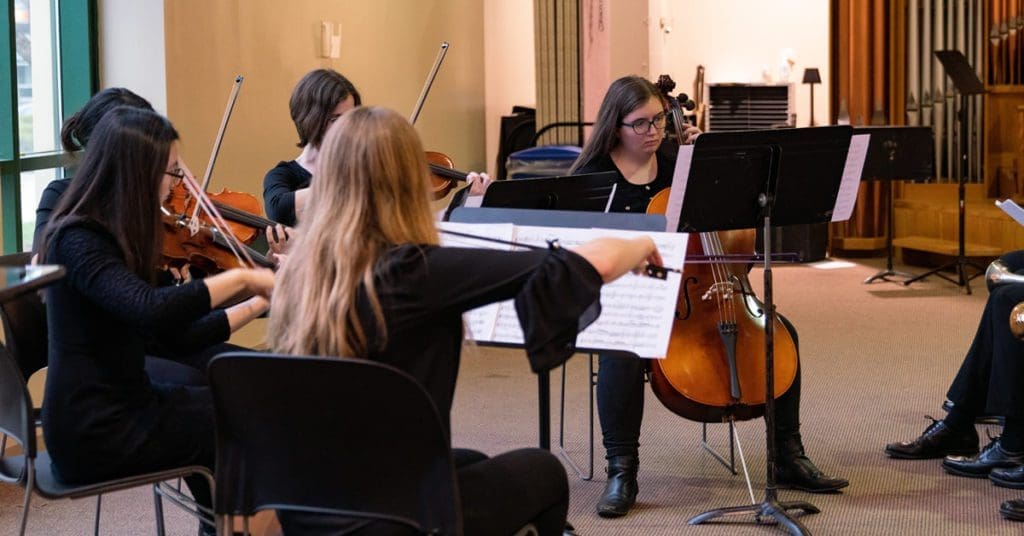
[702,281,737,301]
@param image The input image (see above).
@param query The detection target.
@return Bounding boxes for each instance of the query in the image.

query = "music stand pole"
[902,93,985,293]
[864,179,917,283]
[903,50,986,294]
[689,152,819,536]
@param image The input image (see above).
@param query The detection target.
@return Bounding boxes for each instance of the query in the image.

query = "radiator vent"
[706,84,794,131]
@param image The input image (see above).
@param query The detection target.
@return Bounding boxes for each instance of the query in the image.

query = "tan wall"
[164,0,485,204]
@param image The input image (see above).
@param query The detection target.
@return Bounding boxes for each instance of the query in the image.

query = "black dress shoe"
[885,417,979,459]
[943,438,1024,478]
[597,455,638,518]
[775,434,849,493]
[991,465,1024,489]
[1000,498,1024,521]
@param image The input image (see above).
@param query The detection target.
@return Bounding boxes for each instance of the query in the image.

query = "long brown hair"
[569,76,663,173]
[40,107,178,281]
[268,106,438,358]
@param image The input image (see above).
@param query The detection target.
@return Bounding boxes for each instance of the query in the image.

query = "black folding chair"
[0,342,213,535]
[209,353,462,536]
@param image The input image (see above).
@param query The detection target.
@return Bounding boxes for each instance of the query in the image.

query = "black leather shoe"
[775,434,849,493]
[1000,498,1024,521]
[597,455,638,518]
[943,438,1024,478]
[885,417,979,459]
[991,465,1024,489]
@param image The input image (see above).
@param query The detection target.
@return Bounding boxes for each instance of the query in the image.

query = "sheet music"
[438,222,515,340]
[665,144,694,233]
[831,133,871,222]
[439,222,687,358]
[997,199,1024,228]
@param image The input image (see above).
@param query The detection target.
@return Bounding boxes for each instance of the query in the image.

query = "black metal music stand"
[902,50,987,293]
[672,126,854,536]
[856,126,935,284]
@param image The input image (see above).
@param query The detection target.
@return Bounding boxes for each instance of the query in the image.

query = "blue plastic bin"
[505,145,582,179]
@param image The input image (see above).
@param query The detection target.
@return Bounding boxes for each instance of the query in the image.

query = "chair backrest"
[0,252,48,380]
[0,343,36,483]
[209,353,462,535]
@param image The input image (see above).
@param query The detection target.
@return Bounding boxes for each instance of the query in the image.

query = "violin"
[645,74,798,423]
[159,75,277,275]
[427,151,469,200]
[161,213,274,275]
[167,182,279,244]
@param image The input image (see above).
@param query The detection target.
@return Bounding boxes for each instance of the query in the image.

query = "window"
[1,0,96,253]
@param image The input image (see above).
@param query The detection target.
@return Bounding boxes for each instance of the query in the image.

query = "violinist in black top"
[262,69,361,226]
[569,75,848,519]
[39,107,274,536]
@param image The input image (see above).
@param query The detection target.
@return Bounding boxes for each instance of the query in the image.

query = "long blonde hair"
[268,106,439,358]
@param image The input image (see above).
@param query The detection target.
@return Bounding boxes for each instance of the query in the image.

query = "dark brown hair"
[289,69,361,148]
[60,88,154,152]
[42,107,179,281]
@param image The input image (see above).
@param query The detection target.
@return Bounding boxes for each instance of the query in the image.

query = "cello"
[645,75,798,424]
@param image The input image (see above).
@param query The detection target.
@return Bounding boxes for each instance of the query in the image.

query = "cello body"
[646,188,798,423]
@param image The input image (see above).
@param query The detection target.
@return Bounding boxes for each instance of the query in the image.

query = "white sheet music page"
[996,199,1024,227]
[665,144,694,233]
[831,133,870,222]
[482,225,687,358]
[438,221,515,341]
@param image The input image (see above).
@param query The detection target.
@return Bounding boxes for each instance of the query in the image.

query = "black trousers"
[946,251,1024,419]
[596,315,802,459]
[278,448,569,536]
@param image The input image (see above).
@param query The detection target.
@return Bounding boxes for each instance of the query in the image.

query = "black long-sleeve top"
[576,151,675,213]
[262,160,311,227]
[33,178,71,252]
[41,221,230,471]
[358,244,602,433]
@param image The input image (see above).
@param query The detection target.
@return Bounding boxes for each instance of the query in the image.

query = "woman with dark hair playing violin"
[39,107,274,536]
[264,68,492,227]
[569,75,848,519]
[263,69,361,227]
[33,88,275,386]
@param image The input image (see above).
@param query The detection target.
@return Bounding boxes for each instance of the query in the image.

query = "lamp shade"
[802,68,821,84]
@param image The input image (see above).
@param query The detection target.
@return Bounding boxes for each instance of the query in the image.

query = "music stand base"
[902,257,985,294]
[688,498,820,535]
[863,268,916,284]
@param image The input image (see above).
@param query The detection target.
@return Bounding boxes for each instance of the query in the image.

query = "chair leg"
[94,495,102,536]
[153,485,167,536]
[19,459,35,536]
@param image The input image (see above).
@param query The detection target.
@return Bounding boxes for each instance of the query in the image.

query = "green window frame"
[0,0,97,253]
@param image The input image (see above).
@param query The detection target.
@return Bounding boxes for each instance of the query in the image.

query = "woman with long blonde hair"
[269,106,662,536]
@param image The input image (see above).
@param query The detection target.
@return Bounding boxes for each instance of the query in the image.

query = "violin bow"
[178,161,258,269]
[176,75,258,269]
[438,228,679,280]
[409,42,449,125]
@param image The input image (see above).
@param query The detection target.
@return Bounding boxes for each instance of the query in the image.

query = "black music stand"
[857,126,935,284]
[448,206,664,452]
[675,126,854,536]
[903,50,987,293]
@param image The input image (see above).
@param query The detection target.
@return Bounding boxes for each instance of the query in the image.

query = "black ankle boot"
[597,455,638,518]
[775,433,849,493]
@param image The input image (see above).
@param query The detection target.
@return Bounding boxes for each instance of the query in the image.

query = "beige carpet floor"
[2,256,1019,535]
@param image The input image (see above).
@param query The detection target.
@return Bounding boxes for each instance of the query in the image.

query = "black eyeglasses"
[621,112,667,135]
[165,169,186,185]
